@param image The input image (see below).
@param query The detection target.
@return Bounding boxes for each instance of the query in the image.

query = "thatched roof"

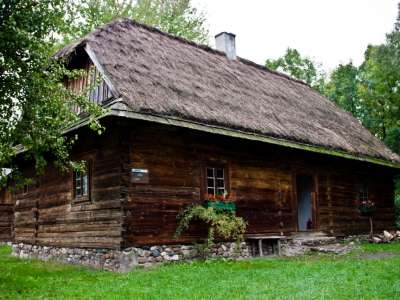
[56,18,400,167]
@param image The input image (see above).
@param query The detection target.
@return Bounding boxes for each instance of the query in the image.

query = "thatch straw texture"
[56,18,400,164]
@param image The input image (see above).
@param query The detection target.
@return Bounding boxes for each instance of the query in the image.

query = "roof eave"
[66,104,400,169]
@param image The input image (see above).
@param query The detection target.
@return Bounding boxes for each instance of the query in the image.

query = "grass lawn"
[1,243,400,299]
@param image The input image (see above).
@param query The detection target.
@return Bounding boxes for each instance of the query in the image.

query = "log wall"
[12,124,124,249]
[122,120,396,246]
[0,204,13,241]
[7,118,397,249]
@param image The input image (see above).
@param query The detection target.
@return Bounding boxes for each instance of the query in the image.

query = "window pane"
[82,174,88,196]
[207,178,215,189]
[75,171,81,197]
[74,161,90,199]
[216,179,224,188]
[359,183,368,201]
[206,166,227,198]
[76,185,82,197]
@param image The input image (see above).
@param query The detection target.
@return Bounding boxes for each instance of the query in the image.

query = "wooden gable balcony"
[65,61,113,115]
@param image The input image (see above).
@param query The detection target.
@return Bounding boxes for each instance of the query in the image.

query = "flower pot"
[359,206,376,217]
[204,201,236,211]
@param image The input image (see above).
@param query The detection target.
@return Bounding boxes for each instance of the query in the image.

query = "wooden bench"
[245,235,286,256]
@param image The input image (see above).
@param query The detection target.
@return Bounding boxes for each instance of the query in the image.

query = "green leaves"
[0,0,104,184]
[62,0,209,45]
[357,40,400,142]
[175,204,247,255]
[265,48,326,93]
[0,0,208,186]
[325,62,359,117]
[266,23,400,157]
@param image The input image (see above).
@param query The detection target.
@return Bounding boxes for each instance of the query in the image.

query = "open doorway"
[297,175,314,231]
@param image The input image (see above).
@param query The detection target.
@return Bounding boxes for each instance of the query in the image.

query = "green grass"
[1,243,400,299]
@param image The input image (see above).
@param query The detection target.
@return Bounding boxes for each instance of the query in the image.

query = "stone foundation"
[11,242,251,272]
[10,234,363,271]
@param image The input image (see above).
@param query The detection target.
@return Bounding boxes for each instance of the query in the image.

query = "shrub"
[175,205,247,257]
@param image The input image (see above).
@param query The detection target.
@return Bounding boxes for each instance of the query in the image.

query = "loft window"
[74,161,90,200]
[359,182,368,202]
[206,167,226,196]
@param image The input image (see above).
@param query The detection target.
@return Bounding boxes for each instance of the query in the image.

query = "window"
[359,182,368,202]
[74,161,90,200]
[206,167,226,196]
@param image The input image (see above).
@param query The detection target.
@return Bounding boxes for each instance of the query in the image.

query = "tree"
[265,48,326,93]
[324,4,400,156]
[325,62,360,117]
[356,24,400,146]
[0,1,102,185]
[64,0,209,44]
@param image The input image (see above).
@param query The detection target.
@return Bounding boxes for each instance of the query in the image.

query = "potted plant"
[358,200,376,216]
[203,192,236,211]
[358,200,376,238]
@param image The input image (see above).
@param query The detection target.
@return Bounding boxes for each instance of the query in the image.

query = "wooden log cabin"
[1,19,399,250]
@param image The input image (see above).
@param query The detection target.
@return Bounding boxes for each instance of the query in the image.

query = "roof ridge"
[90,17,310,87]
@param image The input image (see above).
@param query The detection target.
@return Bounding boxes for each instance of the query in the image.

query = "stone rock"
[310,243,353,255]
[9,239,311,271]
[383,231,394,242]
[372,237,382,243]
[181,249,192,257]
[135,248,144,257]
[170,255,179,261]
[137,257,147,264]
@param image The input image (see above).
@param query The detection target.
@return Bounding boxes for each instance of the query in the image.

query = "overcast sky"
[193,0,399,72]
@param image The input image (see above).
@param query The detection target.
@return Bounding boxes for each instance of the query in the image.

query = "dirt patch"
[358,252,397,260]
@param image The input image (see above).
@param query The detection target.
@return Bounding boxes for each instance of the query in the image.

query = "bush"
[175,205,247,257]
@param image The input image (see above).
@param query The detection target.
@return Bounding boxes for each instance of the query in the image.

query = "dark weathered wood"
[0,204,13,241]
[10,124,125,249]
[120,120,396,246]
[65,59,113,114]
[6,118,397,249]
